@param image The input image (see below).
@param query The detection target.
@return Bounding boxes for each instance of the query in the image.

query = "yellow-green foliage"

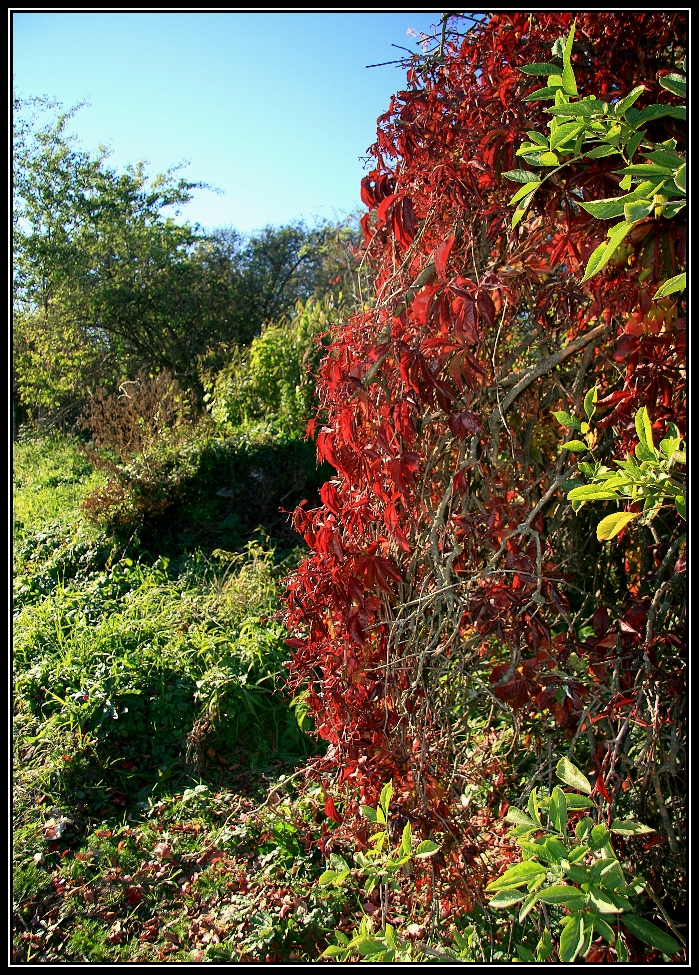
[204,295,339,435]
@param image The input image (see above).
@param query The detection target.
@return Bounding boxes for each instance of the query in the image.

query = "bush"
[203,295,339,436]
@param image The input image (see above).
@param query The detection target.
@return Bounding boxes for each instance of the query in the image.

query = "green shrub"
[203,294,338,436]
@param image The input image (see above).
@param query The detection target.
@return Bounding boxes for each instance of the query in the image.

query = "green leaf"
[609,891,634,912]
[621,915,682,955]
[518,62,564,76]
[562,63,577,97]
[614,85,646,118]
[539,151,559,166]
[360,804,378,822]
[610,820,655,836]
[550,121,583,150]
[589,885,622,913]
[486,860,546,890]
[562,440,588,452]
[527,786,541,826]
[593,916,616,945]
[515,943,536,962]
[505,807,537,827]
[321,944,349,958]
[563,861,589,885]
[536,928,553,962]
[641,148,685,168]
[414,840,440,858]
[569,841,591,861]
[488,887,527,909]
[551,35,566,58]
[584,145,619,159]
[635,441,657,462]
[516,142,547,157]
[673,163,686,192]
[635,406,654,451]
[401,821,412,856]
[576,819,594,844]
[583,386,598,419]
[579,196,632,220]
[634,104,686,125]
[379,781,393,817]
[543,837,569,864]
[509,823,539,839]
[654,272,686,298]
[556,757,592,794]
[546,99,608,117]
[658,74,686,98]
[552,410,581,428]
[581,220,632,282]
[524,86,566,102]
[618,162,675,178]
[589,824,611,851]
[518,888,541,923]
[550,786,568,833]
[598,861,626,892]
[567,485,620,501]
[596,511,639,541]
[661,200,686,218]
[624,199,654,223]
[659,436,680,460]
[539,885,586,905]
[558,796,595,817]
[319,869,341,886]
[675,495,686,520]
[503,168,538,183]
[509,180,541,206]
[562,20,575,68]
[356,937,388,957]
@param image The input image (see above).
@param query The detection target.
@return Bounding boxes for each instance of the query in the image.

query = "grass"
[12,430,347,963]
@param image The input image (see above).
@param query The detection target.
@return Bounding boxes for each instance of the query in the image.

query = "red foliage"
[284,10,686,858]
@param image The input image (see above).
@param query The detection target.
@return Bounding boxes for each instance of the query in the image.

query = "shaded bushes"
[77,298,335,544]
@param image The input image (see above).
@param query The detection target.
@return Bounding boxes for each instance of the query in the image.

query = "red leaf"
[435,234,456,283]
[592,607,609,638]
[448,409,483,439]
[613,335,639,360]
[324,796,342,823]
[476,291,496,330]
[595,773,611,803]
[377,193,397,229]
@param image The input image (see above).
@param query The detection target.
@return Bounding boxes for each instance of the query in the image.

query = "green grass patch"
[13,431,337,963]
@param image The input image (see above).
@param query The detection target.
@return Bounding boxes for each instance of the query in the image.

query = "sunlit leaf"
[487,860,546,890]
[621,915,682,955]
[503,169,539,183]
[556,757,592,794]
[518,62,563,76]
[654,272,686,298]
[596,512,639,541]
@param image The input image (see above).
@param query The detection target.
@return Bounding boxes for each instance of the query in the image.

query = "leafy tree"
[13,93,205,415]
[13,95,364,420]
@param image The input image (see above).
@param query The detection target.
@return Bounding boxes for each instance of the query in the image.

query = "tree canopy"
[13,94,363,421]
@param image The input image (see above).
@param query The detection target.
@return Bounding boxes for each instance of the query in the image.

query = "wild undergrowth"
[12,429,344,962]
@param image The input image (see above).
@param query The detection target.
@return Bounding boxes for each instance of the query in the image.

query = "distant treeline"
[13,93,366,430]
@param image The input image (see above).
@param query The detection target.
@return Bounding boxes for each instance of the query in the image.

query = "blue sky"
[13,11,445,233]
